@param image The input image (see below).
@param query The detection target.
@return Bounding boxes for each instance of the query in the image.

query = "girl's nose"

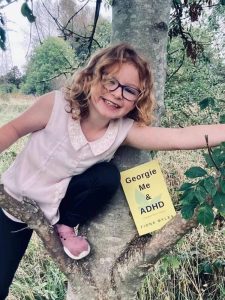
[111,86,123,100]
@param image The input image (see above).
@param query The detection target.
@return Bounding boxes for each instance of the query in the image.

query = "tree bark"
[112,0,171,121]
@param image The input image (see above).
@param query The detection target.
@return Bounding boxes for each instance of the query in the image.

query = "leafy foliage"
[170,1,224,62]
[179,142,225,225]
[21,37,75,95]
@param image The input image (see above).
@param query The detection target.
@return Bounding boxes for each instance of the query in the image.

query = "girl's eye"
[108,79,117,85]
[124,86,139,96]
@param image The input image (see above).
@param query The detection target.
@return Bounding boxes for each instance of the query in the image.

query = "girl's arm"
[0,91,55,154]
[124,122,225,151]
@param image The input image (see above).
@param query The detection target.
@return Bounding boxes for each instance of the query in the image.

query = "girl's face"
[89,62,141,121]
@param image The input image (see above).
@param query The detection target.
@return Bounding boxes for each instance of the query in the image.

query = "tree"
[21,36,75,95]
[4,66,23,88]
[0,66,23,93]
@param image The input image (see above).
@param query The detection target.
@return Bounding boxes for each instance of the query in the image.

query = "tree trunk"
[112,0,171,121]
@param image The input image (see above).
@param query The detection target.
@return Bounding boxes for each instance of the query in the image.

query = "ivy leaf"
[179,182,194,191]
[213,192,225,214]
[203,176,217,197]
[198,97,215,110]
[185,167,207,178]
[197,204,214,226]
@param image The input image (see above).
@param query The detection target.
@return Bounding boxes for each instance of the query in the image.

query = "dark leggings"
[0,162,120,300]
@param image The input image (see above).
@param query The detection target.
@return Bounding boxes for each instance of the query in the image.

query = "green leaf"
[180,188,195,203]
[213,192,225,213]
[220,211,225,217]
[203,176,217,197]
[220,0,225,6]
[173,0,182,4]
[195,185,208,203]
[219,114,225,124]
[166,255,181,269]
[0,27,6,43]
[181,204,196,219]
[203,153,216,168]
[197,204,214,226]
[220,142,225,149]
[27,14,36,23]
[203,150,222,168]
[199,261,213,274]
[213,259,225,270]
[185,167,207,178]
[21,3,31,17]
[179,182,194,191]
[199,97,215,110]
[219,178,225,194]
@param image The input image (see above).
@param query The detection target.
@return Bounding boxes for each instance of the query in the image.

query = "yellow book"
[120,160,176,235]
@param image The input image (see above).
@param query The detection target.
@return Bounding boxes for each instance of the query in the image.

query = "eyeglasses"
[101,76,143,102]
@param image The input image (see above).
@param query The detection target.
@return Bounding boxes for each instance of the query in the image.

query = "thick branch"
[111,213,198,299]
[0,183,98,290]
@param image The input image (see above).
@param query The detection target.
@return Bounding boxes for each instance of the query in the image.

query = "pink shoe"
[56,224,90,260]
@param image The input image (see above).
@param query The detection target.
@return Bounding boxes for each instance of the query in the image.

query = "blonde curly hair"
[64,43,155,125]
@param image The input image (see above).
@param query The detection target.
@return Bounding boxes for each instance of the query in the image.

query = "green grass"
[1,93,225,300]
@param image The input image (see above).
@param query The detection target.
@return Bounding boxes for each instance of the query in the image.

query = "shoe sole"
[63,245,91,260]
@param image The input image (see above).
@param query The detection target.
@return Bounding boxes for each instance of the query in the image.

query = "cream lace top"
[1,90,134,224]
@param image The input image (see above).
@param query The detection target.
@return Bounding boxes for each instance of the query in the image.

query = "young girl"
[0,43,225,299]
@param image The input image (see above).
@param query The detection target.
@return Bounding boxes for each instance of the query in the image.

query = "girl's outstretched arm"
[124,122,225,151]
[0,91,55,154]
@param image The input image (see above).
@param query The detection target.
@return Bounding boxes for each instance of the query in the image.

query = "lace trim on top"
[68,116,120,156]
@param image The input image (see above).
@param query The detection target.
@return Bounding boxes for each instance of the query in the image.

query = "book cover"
[120,160,176,235]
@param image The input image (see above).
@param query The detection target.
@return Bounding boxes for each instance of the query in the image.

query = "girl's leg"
[58,162,120,226]
[0,209,33,300]
[56,162,120,260]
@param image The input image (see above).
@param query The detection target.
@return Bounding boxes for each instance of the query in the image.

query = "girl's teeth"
[105,99,119,108]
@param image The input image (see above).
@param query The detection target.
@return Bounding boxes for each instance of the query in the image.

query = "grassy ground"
[0,93,224,300]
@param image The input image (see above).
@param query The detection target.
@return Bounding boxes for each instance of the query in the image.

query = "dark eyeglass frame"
[101,76,143,102]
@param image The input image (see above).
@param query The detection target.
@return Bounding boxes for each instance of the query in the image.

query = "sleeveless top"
[1,90,134,224]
